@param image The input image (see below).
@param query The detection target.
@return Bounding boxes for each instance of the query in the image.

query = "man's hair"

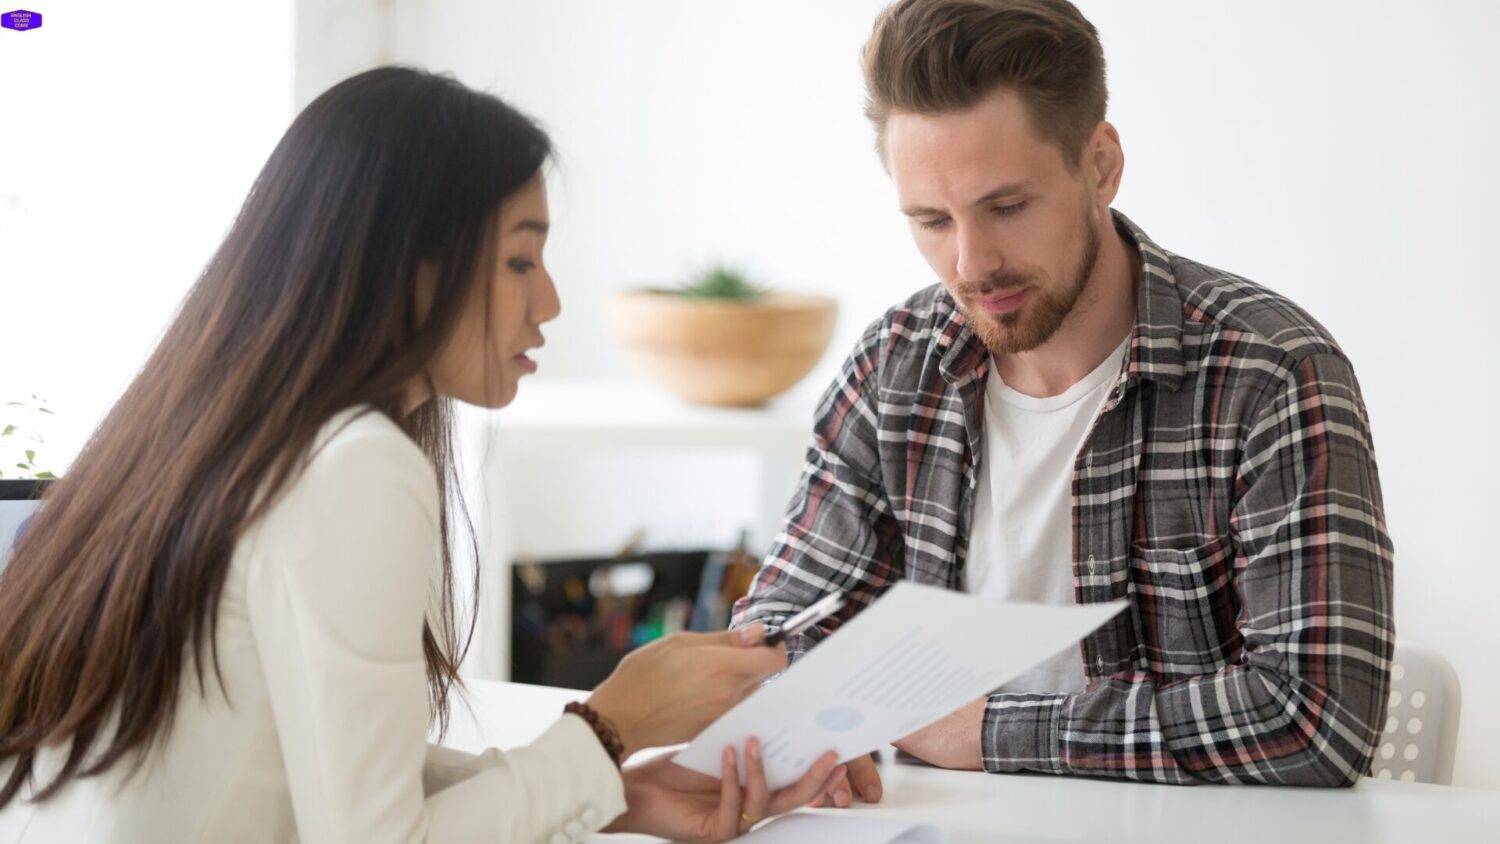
[862,0,1108,169]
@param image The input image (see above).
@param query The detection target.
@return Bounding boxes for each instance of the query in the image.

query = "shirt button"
[564,820,585,837]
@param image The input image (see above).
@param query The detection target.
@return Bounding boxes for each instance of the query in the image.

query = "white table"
[442,680,1500,844]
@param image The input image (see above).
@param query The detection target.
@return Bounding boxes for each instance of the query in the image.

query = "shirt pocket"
[1128,535,1240,679]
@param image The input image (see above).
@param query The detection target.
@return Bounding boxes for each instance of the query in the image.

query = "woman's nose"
[532,270,561,324]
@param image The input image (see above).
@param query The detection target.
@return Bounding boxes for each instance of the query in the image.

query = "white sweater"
[0,407,626,843]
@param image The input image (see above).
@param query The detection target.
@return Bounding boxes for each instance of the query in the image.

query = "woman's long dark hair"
[0,67,551,806]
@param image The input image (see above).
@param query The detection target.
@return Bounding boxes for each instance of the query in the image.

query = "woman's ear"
[413,261,440,325]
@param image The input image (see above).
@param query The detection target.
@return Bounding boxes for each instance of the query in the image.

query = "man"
[731,0,1394,802]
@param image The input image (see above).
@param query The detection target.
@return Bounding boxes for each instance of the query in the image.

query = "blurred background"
[2,0,1497,788]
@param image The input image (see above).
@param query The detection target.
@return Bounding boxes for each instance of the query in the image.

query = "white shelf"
[482,377,817,451]
[458,378,818,681]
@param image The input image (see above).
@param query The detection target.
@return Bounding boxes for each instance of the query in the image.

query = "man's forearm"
[981,660,1384,786]
[892,697,985,770]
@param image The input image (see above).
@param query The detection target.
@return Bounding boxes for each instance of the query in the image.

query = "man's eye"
[918,217,950,231]
[508,258,535,274]
[993,201,1027,217]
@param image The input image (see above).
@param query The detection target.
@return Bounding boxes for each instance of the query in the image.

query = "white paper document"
[738,813,946,843]
[674,582,1126,788]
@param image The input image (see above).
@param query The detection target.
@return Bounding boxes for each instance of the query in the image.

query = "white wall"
[389,1,924,385]
[388,0,1500,788]
[0,0,295,466]
[294,0,394,109]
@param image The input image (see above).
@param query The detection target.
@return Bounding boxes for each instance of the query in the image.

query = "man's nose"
[954,221,1004,287]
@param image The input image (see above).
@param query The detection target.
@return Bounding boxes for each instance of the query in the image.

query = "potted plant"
[1,396,57,557]
[1,394,58,488]
[610,265,837,407]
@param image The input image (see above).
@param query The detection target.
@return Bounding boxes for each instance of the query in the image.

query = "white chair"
[1370,642,1461,784]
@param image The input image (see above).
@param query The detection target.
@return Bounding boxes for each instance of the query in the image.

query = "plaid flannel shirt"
[732,211,1395,786]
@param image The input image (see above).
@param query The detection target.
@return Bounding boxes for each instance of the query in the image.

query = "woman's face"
[427,176,559,409]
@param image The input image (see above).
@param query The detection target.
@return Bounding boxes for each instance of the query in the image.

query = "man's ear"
[1088,121,1125,209]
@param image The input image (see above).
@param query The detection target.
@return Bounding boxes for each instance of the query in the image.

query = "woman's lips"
[514,353,538,374]
[976,288,1029,315]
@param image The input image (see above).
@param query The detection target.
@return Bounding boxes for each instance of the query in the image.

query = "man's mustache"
[957,272,1035,298]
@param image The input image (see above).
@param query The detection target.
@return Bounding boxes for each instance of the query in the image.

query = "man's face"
[886,88,1101,356]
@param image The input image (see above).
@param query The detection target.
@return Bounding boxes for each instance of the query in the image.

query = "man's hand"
[809,752,883,808]
[809,695,988,808]
[891,696,986,771]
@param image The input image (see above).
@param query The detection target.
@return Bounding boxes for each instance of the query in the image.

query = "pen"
[763,591,846,646]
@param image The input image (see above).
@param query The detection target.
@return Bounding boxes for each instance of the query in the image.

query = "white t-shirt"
[965,337,1130,696]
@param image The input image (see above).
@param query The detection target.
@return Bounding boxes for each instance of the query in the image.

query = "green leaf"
[675,265,766,301]
[25,450,35,462]
[35,471,57,480]
[38,408,55,415]
[1,425,14,436]
[15,463,29,470]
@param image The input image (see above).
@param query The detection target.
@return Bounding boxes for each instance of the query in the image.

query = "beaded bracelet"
[563,701,625,768]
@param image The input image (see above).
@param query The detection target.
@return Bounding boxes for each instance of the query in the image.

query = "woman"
[0,68,841,842]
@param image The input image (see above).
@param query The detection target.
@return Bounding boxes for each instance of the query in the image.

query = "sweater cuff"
[545,714,630,829]
[981,693,1069,775]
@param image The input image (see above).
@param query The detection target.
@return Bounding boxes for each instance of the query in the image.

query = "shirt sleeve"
[730,318,907,662]
[245,424,626,842]
[980,352,1396,786]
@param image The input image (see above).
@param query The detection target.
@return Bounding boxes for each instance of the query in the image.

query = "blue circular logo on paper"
[814,707,865,732]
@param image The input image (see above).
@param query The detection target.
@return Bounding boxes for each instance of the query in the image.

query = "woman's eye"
[507,258,535,275]
[918,217,950,231]
[993,201,1027,217]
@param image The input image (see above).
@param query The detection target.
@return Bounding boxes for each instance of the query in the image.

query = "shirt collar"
[938,208,1186,392]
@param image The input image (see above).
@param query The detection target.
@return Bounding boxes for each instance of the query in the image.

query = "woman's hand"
[587,625,786,757]
[603,738,843,842]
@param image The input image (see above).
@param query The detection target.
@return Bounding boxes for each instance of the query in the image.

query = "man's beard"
[959,213,1101,356]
